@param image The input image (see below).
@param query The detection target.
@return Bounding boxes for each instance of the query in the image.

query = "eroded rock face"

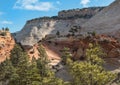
[14,7,104,46]
[15,19,87,46]
[0,31,15,62]
[82,0,120,40]
[43,35,120,60]
[108,48,120,58]
[58,7,104,18]
[75,35,120,59]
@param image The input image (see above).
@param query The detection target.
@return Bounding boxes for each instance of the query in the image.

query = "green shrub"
[5,27,9,31]
[0,32,7,36]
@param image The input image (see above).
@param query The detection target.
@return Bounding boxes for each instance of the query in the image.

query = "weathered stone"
[14,7,104,46]
[108,48,120,58]
[82,0,120,40]
[0,31,15,63]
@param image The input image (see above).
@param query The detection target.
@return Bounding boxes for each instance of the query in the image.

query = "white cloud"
[0,12,4,15]
[56,1,61,5]
[14,0,55,11]
[80,0,90,7]
[1,21,13,25]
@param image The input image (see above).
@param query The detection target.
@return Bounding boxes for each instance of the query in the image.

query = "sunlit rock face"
[15,19,87,46]
[0,31,15,62]
[82,0,120,40]
[14,7,104,46]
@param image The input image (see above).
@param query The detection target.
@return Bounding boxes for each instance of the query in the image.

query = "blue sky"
[0,0,115,33]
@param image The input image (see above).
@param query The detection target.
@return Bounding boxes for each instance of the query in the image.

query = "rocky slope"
[23,34,120,67]
[42,35,120,81]
[42,34,120,59]
[26,43,61,66]
[11,0,120,70]
[0,30,15,62]
[14,7,104,46]
[82,0,120,40]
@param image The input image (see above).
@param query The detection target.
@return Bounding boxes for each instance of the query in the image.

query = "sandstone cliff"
[14,7,104,46]
[0,30,15,62]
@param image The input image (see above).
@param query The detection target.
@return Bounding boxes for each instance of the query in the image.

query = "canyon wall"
[14,7,104,46]
[82,0,120,40]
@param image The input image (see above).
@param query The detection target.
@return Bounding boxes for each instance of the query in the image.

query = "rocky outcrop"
[58,7,104,18]
[15,19,87,46]
[42,35,120,60]
[0,31,15,62]
[14,7,104,46]
[82,0,120,40]
[26,43,61,65]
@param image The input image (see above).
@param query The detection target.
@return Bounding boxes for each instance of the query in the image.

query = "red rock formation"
[0,31,15,62]
[40,35,120,60]
[20,34,120,65]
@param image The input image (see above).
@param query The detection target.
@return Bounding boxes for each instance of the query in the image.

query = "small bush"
[5,27,9,31]
[0,32,7,36]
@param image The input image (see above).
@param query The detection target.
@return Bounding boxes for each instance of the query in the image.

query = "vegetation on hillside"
[0,44,68,85]
[0,27,10,36]
[0,43,118,85]
[63,43,117,85]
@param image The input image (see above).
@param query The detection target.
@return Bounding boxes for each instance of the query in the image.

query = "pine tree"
[37,44,69,85]
[66,43,116,85]
[5,27,9,31]
[61,47,72,65]
[69,61,116,85]
[37,44,50,78]
[9,44,41,85]
[56,31,60,37]
[0,44,69,85]
[10,44,26,67]
[0,58,16,85]
[24,58,41,85]
[86,43,105,65]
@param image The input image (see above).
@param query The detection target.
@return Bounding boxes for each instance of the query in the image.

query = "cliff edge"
[0,30,15,62]
[14,7,104,46]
